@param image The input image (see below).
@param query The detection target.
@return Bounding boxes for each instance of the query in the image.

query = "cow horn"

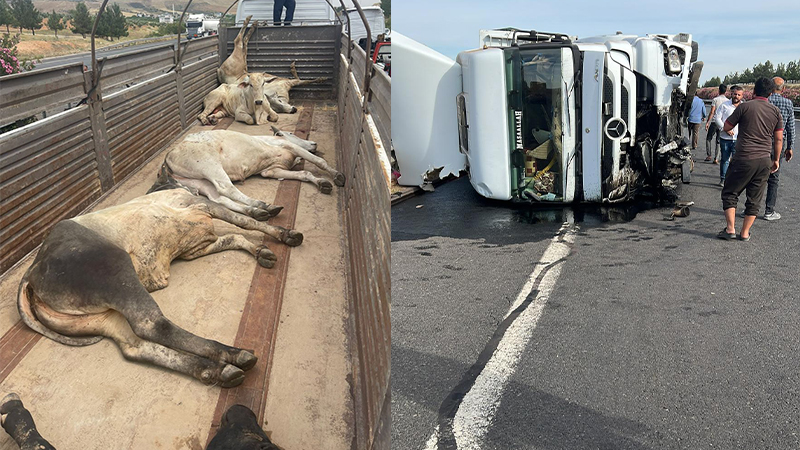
[270,125,283,136]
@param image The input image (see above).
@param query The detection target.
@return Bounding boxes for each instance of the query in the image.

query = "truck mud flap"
[683,61,704,117]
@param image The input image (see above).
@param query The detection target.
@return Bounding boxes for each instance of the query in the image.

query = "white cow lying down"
[161,128,345,220]
[18,188,303,388]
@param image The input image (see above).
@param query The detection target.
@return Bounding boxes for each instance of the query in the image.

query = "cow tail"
[17,277,103,347]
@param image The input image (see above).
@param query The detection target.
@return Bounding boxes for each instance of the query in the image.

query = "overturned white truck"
[394,28,703,203]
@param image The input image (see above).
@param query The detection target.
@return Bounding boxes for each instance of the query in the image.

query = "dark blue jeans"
[274,0,296,25]
[765,164,780,214]
[719,139,736,181]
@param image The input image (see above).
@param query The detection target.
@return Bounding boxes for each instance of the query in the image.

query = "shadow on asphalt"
[392,344,657,450]
[392,177,664,244]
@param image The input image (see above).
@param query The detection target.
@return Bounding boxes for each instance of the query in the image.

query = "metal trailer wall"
[0,36,219,274]
[219,24,342,99]
[337,37,392,450]
[344,36,391,160]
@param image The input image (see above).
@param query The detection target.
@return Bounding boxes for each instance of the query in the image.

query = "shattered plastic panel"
[392,32,467,188]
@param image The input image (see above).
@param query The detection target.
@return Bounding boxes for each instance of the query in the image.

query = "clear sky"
[392,0,800,84]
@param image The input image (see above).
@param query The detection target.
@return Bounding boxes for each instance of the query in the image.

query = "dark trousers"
[706,122,720,159]
[274,0,296,25]
[721,157,772,216]
[688,122,701,149]
[765,166,780,214]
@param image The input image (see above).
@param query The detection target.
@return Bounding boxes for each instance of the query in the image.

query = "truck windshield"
[187,22,202,28]
[507,47,565,202]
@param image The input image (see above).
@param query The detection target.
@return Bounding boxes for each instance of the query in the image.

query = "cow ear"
[239,75,251,88]
[263,76,278,84]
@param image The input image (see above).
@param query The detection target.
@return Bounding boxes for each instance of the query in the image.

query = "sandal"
[717,229,736,240]
[739,232,751,242]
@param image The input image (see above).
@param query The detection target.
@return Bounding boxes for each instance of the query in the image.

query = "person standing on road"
[763,76,796,221]
[705,84,729,163]
[273,0,296,26]
[713,85,743,186]
[718,77,783,241]
[688,95,707,153]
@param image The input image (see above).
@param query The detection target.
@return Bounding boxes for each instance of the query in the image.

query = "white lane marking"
[423,224,577,450]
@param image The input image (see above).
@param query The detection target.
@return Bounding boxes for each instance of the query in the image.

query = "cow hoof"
[233,350,258,371]
[220,365,246,388]
[334,172,346,187]
[209,116,218,125]
[319,180,333,195]
[252,205,282,221]
[282,229,304,247]
[257,246,277,268]
[291,107,298,114]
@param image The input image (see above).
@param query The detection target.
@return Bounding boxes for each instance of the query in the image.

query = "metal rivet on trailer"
[585,128,590,133]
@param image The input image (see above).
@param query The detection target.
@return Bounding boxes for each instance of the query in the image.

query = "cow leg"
[243,19,258,46]
[199,97,226,126]
[282,143,346,187]
[110,293,258,374]
[102,311,248,388]
[206,176,282,215]
[201,199,303,246]
[31,299,251,387]
[181,234,278,268]
[233,106,255,125]
[263,168,336,194]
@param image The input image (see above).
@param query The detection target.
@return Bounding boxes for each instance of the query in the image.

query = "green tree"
[70,2,92,38]
[703,76,721,88]
[380,0,390,28]
[0,0,13,34]
[9,0,41,35]
[47,10,63,38]
[109,4,128,40]
[96,3,127,41]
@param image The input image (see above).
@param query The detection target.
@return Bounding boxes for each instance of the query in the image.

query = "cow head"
[206,404,281,450]
[238,73,279,124]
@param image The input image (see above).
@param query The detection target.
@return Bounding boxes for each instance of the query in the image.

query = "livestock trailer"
[0,13,389,450]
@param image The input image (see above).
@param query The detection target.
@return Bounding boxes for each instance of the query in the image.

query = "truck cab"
[393,29,703,204]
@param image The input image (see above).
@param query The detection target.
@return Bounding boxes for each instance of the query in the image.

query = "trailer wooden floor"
[0,101,353,450]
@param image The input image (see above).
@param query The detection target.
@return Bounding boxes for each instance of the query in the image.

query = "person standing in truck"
[763,76,796,221]
[705,84,728,163]
[718,77,783,241]
[713,85,743,186]
[274,0,296,26]
[688,95,707,152]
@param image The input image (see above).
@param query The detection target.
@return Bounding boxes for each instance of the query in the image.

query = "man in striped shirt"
[763,77,796,220]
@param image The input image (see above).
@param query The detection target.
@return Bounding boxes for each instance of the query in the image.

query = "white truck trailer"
[394,28,703,203]
[186,14,219,39]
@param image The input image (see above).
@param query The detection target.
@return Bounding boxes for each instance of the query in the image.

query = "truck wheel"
[681,159,691,183]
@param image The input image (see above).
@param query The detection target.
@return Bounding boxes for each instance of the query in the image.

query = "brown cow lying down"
[217,15,258,85]
[162,128,345,219]
[199,72,279,126]
[17,188,303,388]
[1,394,279,450]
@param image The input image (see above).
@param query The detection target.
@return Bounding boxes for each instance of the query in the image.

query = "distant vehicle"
[186,13,219,39]
[373,40,390,76]
[234,0,337,25]
[346,6,386,46]
[394,29,704,203]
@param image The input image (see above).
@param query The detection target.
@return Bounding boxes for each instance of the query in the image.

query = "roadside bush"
[1,33,36,74]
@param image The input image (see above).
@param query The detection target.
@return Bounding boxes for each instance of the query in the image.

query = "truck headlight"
[667,48,681,74]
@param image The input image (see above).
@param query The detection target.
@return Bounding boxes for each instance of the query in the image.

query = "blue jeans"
[274,0,296,25]
[719,139,736,181]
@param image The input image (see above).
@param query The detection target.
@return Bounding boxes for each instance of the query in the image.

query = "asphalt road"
[392,120,800,449]
[34,38,179,71]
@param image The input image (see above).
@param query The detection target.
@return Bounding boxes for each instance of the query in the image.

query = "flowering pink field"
[696,85,800,107]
